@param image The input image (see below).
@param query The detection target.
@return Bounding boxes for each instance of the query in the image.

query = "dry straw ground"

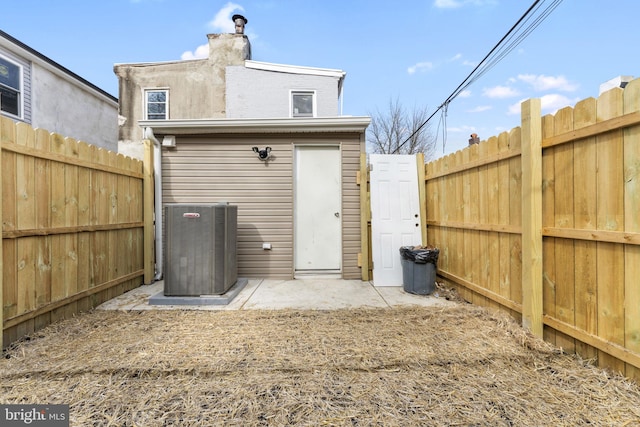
[2,303,640,426]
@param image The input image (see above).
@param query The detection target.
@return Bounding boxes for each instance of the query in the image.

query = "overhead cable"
[393,0,563,154]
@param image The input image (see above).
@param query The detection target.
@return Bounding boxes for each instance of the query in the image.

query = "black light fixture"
[252,146,272,161]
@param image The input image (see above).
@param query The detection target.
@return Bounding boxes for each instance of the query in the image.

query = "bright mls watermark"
[1,405,69,426]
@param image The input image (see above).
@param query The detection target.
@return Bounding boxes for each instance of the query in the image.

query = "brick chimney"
[207,15,251,64]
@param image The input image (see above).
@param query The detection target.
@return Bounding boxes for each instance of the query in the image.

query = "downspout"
[338,72,345,116]
[143,127,164,281]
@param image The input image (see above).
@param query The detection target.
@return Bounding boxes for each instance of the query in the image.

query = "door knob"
[335,212,340,218]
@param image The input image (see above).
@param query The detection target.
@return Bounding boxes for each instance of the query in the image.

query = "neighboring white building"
[225,60,345,119]
[0,30,118,151]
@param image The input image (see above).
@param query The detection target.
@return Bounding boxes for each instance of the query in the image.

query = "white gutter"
[143,127,164,282]
[244,60,346,79]
[138,116,371,135]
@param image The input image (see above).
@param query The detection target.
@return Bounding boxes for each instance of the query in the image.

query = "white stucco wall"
[31,65,118,151]
[225,66,341,118]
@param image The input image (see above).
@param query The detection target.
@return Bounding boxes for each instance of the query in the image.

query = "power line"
[392,0,563,154]
[454,0,563,100]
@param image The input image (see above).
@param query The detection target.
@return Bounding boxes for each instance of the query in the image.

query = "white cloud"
[180,3,245,60]
[409,53,472,74]
[507,94,578,116]
[462,60,477,67]
[467,105,492,113]
[209,2,245,33]
[459,90,472,98]
[434,0,462,8]
[507,99,527,115]
[434,0,496,8]
[517,74,579,92]
[181,44,209,60]
[447,124,478,133]
[540,93,580,113]
[408,61,434,74]
[483,85,520,98]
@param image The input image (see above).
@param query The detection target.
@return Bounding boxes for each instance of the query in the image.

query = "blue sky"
[2,0,639,156]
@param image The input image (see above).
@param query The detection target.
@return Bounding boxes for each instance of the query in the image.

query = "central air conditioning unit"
[164,203,238,296]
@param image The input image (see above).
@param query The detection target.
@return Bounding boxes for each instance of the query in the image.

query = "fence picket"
[553,106,576,354]
[508,127,522,314]
[623,79,640,381]
[63,138,79,318]
[486,137,500,311]
[460,149,473,302]
[573,97,598,362]
[2,117,18,342]
[48,134,66,317]
[497,132,511,312]
[596,88,626,373]
[33,129,51,319]
[540,114,557,346]
[477,141,491,308]
[15,124,37,335]
[76,141,91,312]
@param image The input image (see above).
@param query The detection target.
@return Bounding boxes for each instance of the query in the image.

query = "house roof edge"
[0,29,118,105]
[139,116,371,135]
[244,60,346,79]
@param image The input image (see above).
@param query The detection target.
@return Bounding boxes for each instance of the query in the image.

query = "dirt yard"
[2,304,639,426]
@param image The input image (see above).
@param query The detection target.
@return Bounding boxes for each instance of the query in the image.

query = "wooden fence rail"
[1,117,155,349]
[424,78,640,381]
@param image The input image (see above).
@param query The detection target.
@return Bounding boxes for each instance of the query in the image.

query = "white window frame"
[0,54,23,120]
[144,88,169,120]
[290,90,316,118]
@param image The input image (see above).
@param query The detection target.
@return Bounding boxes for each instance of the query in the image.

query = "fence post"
[521,98,543,337]
[143,140,155,285]
[359,153,370,281]
[416,153,427,246]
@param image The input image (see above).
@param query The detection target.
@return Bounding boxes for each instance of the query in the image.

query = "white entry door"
[370,154,422,286]
[294,146,342,273]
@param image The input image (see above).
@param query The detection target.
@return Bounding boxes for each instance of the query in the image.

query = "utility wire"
[392,0,562,154]
[457,0,563,98]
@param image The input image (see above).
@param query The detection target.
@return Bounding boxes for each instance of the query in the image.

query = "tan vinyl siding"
[161,132,363,280]
[162,136,293,279]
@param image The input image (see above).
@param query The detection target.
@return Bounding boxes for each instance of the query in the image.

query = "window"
[145,89,168,120]
[291,91,315,117]
[0,56,21,117]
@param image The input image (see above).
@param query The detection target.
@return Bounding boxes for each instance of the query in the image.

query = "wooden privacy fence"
[425,78,640,381]
[1,117,155,349]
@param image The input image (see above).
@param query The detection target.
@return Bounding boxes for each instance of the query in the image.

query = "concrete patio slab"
[96,278,455,311]
[242,279,388,310]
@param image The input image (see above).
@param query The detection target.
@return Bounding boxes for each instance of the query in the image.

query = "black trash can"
[399,246,439,295]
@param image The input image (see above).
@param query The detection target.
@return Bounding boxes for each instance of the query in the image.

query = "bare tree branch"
[366,98,436,159]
